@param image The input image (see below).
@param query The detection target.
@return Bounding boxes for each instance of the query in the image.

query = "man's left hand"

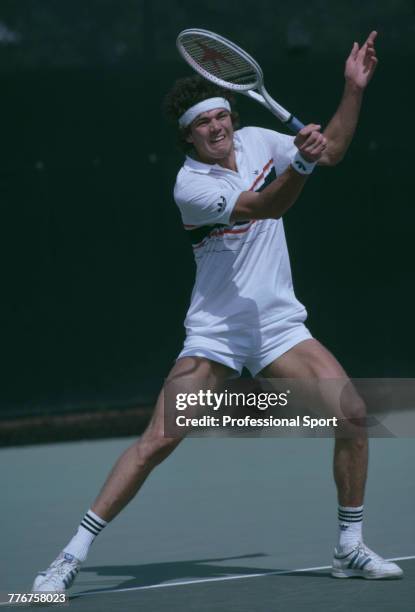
[344,31,378,90]
[294,124,327,163]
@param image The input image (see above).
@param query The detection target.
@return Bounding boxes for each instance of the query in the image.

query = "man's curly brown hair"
[163,75,240,153]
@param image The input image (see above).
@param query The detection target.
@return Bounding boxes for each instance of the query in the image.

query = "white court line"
[69,555,415,600]
[1,555,413,606]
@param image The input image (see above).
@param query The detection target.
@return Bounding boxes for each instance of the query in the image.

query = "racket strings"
[181,36,257,86]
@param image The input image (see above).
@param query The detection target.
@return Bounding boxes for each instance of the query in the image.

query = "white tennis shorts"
[178,312,312,376]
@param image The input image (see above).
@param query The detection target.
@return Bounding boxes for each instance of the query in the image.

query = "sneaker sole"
[332,569,403,580]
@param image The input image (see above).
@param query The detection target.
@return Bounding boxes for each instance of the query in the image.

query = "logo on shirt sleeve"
[216,195,226,213]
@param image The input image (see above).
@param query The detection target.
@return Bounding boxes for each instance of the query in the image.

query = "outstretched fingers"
[349,41,359,61]
[365,30,378,46]
[362,43,378,73]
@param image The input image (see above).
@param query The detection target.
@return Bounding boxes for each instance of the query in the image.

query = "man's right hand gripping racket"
[176,28,305,134]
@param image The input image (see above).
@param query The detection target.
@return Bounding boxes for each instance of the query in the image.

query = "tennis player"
[32,31,402,592]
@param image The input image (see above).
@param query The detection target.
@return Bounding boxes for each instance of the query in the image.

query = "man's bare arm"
[231,124,326,222]
[319,31,378,166]
[232,32,378,221]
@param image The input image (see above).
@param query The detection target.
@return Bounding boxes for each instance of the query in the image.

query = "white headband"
[178,97,231,128]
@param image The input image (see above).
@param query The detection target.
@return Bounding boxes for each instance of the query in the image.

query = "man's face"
[186,108,234,165]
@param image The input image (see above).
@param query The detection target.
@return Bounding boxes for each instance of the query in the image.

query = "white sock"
[63,509,107,562]
[337,504,363,551]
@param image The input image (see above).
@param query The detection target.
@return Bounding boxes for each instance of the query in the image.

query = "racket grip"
[286,115,305,134]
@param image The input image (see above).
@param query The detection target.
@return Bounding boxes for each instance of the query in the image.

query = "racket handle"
[286,115,305,134]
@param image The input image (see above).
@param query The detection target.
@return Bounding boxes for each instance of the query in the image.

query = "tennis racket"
[176,28,305,134]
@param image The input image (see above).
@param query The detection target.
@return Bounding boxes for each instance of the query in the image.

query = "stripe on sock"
[81,517,102,535]
[337,505,364,550]
[80,522,100,537]
[338,509,363,523]
[80,512,106,536]
[63,509,107,563]
[85,512,107,529]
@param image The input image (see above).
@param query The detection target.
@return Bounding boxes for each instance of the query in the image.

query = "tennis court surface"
[1,437,414,610]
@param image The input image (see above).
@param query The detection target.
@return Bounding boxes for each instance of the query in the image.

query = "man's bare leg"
[92,356,234,522]
[259,337,403,578]
[259,339,368,507]
[32,356,233,592]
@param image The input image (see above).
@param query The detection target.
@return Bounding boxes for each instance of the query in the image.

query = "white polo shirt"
[174,126,307,335]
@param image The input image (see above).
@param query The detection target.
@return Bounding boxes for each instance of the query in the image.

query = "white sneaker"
[332,542,403,579]
[32,552,81,592]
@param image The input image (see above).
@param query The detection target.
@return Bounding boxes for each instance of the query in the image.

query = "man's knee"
[342,396,366,420]
[335,389,368,438]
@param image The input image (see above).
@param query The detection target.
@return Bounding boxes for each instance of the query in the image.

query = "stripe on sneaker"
[353,556,364,569]
[359,557,372,570]
[348,550,360,569]
[64,569,77,588]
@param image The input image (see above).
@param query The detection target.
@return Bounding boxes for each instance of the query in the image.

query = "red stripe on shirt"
[249,158,273,191]
[193,220,255,249]
[187,158,274,248]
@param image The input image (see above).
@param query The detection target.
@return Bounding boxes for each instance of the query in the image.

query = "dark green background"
[1,1,413,418]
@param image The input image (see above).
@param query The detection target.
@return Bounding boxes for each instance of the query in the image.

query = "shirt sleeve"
[254,127,297,176]
[174,174,242,227]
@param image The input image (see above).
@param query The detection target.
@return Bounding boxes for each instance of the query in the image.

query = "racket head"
[176,28,263,92]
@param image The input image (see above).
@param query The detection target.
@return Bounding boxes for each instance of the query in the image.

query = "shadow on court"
[79,553,271,590]
[65,558,414,612]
